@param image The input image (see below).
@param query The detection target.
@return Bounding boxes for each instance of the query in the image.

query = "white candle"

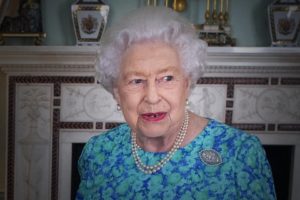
[164,0,169,7]
[206,0,210,10]
[220,0,223,12]
[213,0,216,10]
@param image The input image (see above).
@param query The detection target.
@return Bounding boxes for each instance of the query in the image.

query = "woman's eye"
[156,75,177,88]
[162,75,174,82]
[129,79,144,85]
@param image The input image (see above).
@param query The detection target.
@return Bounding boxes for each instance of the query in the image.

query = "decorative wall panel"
[189,85,227,122]
[233,86,300,124]
[61,84,123,122]
[15,85,52,200]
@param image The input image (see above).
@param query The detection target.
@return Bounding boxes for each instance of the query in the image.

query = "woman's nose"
[144,81,160,104]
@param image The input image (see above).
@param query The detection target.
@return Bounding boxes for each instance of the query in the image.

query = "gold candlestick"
[212,10,218,24]
[205,10,211,24]
[172,0,187,12]
[206,0,210,11]
[147,0,157,6]
[164,0,169,7]
[218,12,224,25]
[212,0,217,23]
[224,12,229,25]
[213,0,217,10]
[218,0,224,24]
[205,0,211,24]
[224,0,229,25]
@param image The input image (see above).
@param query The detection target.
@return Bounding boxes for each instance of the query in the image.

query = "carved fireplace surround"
[0,46,300,200]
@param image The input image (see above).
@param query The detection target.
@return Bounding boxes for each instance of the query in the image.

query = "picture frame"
[268,1,300,46]
[0,0,10,25]
[71,0,109,45]
[0,0,46,45]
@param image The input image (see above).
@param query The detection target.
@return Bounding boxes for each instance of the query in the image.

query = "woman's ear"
[185,76,192,96]
[186,77,191,89]
[113,87,121,105]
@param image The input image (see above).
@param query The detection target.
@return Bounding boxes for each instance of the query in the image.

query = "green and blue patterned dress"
[76,119,276,200]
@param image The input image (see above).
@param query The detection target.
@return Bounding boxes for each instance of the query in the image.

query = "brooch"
[199,149,222,166]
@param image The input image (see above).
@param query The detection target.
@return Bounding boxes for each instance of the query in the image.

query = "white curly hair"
[96,6,207,93]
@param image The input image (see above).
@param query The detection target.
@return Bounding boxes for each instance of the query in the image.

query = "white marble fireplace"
[1,46,300,200]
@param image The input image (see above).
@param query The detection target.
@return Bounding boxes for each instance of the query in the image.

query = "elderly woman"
[76,6,276,199]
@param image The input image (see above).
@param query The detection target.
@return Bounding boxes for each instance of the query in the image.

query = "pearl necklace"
[131,110,190,174]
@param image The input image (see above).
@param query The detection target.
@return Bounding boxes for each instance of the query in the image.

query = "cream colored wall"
[0,71,6,192]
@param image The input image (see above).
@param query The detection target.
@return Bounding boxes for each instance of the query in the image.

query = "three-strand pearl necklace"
[131,110,190,174]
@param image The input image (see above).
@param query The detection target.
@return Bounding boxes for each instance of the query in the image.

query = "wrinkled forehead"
[120,41,182,73]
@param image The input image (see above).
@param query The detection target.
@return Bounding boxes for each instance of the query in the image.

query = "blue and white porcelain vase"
[268,0,300,46]
[71,0,109,45]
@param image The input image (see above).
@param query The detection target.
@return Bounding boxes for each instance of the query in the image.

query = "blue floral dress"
[76,119,276,200]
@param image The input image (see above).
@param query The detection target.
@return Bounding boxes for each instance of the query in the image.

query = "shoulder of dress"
[206,119,260,143]
[105,123,130,137]
[79,124,131,158]
[84,123,130,146]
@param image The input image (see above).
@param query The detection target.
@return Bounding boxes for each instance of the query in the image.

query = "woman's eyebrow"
[122,71,145,80]
[157,66,180,74]
[122,66,179,79]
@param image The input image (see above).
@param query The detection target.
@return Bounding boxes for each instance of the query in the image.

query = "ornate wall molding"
[1,46,300,75]
[205,65,300,75]
[0,46,97,75]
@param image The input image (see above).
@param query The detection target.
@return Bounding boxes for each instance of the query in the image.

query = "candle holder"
[197,0,235,46]
[205,10,211,24]
[224,11,229,25]
[218,11,224,25]
[147,0,158,6]
[146,0,187,12]
[212,9,218,24]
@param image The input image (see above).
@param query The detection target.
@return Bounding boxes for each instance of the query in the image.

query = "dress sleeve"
[235,136,277,200]
[75,137,99,200]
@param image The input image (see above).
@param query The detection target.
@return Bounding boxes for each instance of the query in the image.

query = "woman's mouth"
[141,112,167,122]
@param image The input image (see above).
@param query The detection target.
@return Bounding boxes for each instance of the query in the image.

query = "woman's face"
[113,42,190,139]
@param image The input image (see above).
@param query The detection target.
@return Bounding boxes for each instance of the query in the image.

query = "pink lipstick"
[141,112,167,122]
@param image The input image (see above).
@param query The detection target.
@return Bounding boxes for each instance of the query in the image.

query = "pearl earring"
[117,104,121,111]
[186,99,190,110]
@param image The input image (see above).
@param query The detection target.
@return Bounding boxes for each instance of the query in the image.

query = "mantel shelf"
[1,46,300,57]
[0,46,300,74]
[1,46,299,76]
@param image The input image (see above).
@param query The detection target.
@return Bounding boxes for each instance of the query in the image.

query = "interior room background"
[0,0,275,46]
[0,0,299,200]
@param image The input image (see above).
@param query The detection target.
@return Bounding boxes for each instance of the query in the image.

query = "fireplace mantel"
[1,46,300,74]
[1,46,300,200]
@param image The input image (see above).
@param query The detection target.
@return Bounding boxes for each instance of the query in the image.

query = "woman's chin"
[136,119,172,139]
[138,129,167,139]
